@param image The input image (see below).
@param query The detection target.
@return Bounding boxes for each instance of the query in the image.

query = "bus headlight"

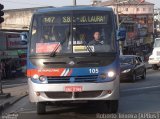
[39,76,48,82]
[33,74,39,80]
[100,71,116,80]
[107,71,115,78]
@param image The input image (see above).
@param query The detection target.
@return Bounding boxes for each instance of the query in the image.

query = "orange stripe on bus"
[27,68,66,77]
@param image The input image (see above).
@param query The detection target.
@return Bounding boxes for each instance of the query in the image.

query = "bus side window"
[31,18,38,53]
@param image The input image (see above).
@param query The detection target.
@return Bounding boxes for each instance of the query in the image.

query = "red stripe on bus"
[27,68,66,77]
[67,69,73,76]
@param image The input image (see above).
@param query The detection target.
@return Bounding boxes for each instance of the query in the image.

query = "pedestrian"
[5,58,12,79]
[1,59,6,79]
[0,60,4,79]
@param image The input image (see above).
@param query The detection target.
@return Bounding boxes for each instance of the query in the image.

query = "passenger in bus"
[43,30,60,42]
[88,31,104,45]
[43,34,49,41]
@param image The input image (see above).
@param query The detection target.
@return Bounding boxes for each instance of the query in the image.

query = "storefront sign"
[7,34,27,49]
[119,16,134,22]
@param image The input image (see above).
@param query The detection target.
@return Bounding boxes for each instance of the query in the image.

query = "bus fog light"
[99,73,107,79]
[33,74,39,80]
[39,76,47,82]
[107,90,112,94]
[107,71,115,78]
[36,92,40,96]
[105,90,112,94]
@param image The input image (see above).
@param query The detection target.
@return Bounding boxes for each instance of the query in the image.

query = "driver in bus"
[88,31,104,45]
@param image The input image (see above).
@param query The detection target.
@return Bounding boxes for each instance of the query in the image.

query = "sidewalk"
[2,76,27,89]
[0,84,28,113]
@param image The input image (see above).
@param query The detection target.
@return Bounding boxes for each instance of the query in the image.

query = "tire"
[107,100,119,113]
[141,71,146,79]
[152,64,159,70]
[37,102,46,114]
[131,73,136,82]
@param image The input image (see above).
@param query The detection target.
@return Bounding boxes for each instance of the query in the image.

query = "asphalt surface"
[1,69,160,119]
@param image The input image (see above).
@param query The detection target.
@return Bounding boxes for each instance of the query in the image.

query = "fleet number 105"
[89,68,99,74]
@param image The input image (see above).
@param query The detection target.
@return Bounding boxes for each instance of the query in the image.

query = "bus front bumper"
[28,77,119,103]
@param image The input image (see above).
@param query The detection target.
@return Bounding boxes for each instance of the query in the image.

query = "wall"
[0,7,52,30]
[0,33,7,50]
[117,4,154,15]
[1,9,36,30]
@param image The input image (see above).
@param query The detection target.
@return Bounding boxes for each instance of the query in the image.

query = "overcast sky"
[1,0,160,10]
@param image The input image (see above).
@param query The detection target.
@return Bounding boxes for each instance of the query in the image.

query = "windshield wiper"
[49,40,94,57]
[82,39,95,55]
[50,43,61,57]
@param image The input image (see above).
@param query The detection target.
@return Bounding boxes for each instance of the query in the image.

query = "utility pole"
[73,0,76,6]
[116,0,119,29]
[116,0,123,55]
[0,4,4,95]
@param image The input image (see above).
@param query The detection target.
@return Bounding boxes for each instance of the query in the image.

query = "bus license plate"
[65,86,83,92]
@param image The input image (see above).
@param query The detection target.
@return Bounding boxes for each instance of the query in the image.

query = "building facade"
[0,6,52,76]
[99,0,154,56]
[0,6,53,56]
[154,8,160,36]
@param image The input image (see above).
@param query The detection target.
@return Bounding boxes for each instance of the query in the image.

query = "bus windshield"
[30,10,116,55]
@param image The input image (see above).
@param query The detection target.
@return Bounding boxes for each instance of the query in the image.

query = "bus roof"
[36,6,113,14]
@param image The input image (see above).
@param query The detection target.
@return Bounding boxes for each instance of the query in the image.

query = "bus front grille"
[47,77,70,83]
[47,75,98,83]
[45,91,102,99]
[74,91,102,98]
[45,92,72,99]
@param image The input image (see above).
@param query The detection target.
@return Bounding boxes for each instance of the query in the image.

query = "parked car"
[120,55,146,82]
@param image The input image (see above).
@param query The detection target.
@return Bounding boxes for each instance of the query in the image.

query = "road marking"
[121,85,160,92]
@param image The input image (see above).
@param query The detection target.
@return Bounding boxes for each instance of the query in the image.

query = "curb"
[2,83,27,89]
[10,92,28,105]
[0,92,28,113]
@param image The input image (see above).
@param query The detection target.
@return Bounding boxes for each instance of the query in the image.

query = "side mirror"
[20,32,28,45]
[117,28,126,41]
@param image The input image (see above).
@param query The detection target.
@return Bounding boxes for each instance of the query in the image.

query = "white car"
[148,38,160,70]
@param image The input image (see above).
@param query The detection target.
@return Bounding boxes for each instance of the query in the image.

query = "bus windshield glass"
[30,11,116,55]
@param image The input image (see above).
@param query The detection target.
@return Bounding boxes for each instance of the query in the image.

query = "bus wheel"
[107,100,119,113]
[37,102,46,114]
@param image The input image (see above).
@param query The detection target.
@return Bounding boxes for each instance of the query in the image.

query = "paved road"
[2,69,160,119]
